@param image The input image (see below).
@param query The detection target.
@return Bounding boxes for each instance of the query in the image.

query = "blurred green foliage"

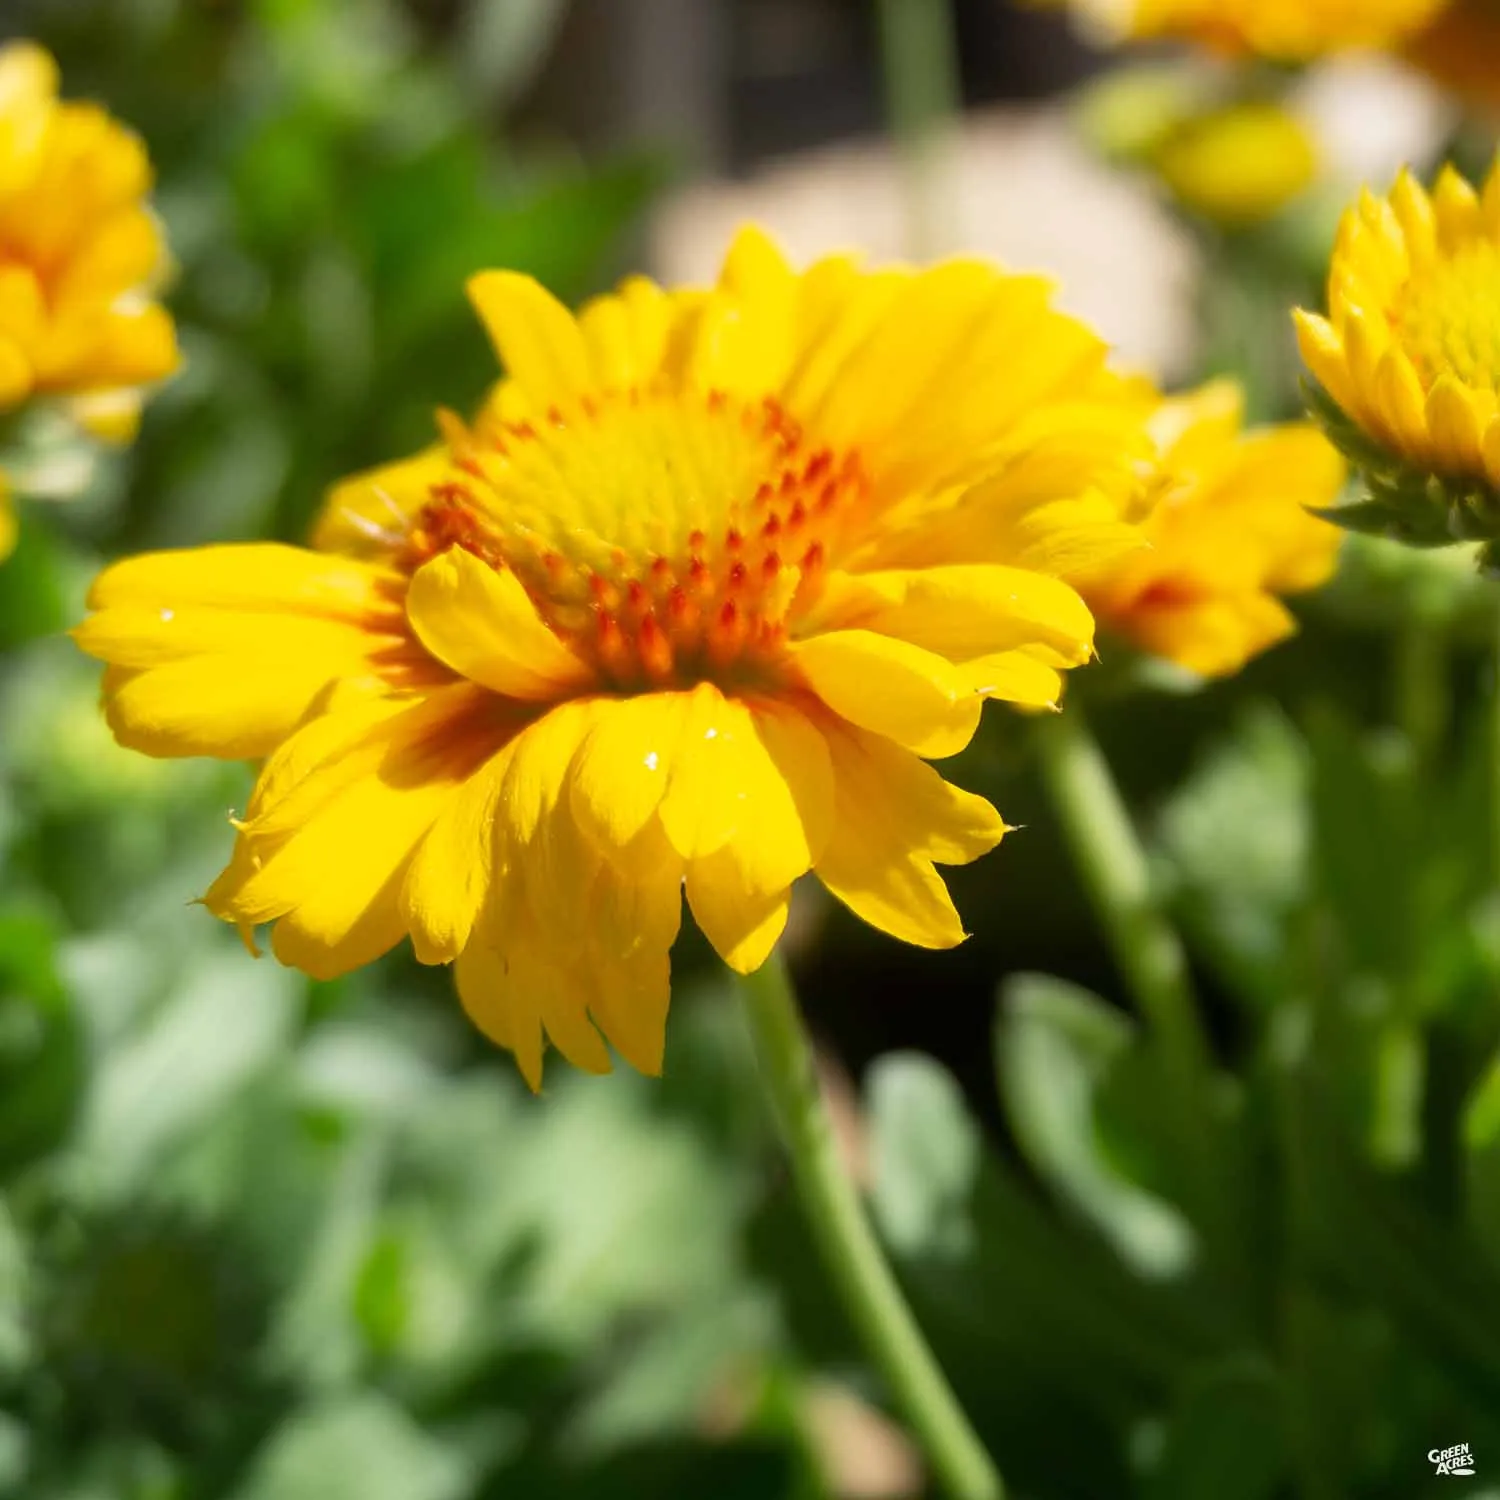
[4,1,1500,1497]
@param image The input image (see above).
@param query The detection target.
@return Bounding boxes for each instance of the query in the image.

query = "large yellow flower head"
[75,229,1147,1087]
[1074,382,1344,677]
[0,41,178,443]
[1041,0,1449,59]
[1295,160,1500,564]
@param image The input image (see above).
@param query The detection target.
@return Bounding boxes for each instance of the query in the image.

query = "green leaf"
[0,516,68,648]
[1155,707,1307,1006]
[1290,1078,1500,1404]
[233,1395,470,1500]
[1144,1362,1287,1500]
[0,907,84,1180]
[73,940,301,1191]
[1466,1050,1500,1151]
[997,975,1193,1279]
[353,1230,410,1360]
[867,1052,980,1260]
[454,0,571,109]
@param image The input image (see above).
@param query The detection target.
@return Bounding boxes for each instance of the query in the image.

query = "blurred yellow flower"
[75,228,1148,1087]
[1295,161,1500,558]
[1153,102,1318,227]
[1075,382,1345,676]
[0,41,178,435]
[1043,0,1449,59]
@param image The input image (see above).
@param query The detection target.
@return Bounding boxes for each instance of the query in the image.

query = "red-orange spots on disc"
[396,385,871,689]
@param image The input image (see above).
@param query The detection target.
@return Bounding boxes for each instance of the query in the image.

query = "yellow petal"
[808,564,1095,667]
[455,937,545,1091]
[589,945,674,1076]
[656,683,753,860]
[568,692,684,856]
[502,701,605,947]
[790,629,985,759]
[0,336,32,404]
[244,690,417,828]
[210,750,467,980]
[1390,168,1438,264]
[1293,310,1357,413]
[401,742,517,964]
[590,825,684,963]
[529,952,613,1077]
[1372,346,1430,454]
[959,649,1065,708]
[73,603,392,671]
[98,655,372,761]
[747,696,836,864]
[75,304,179,388]
[813,722,1005,948]
[0,266,44,353]
[312,446,448,555]
[702,224,797,394]
[686,853,790,973]
[501,699,597,845]
[1127,592,1297,678]
[86,543,396,621]
[466,270,593,413]
[1482,416,1500,489]
[1342,307,1392,399]
[406,546,590,699]
[1426,374,1484,470]
[657,686,820,892]
[1433,163,1482,251]
[576,276,674,390]
[69,389,144,444]
[57,207,164,302]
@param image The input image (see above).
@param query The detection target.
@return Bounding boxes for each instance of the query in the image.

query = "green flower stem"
[737,953,1003,1500]
[1393,613,1448,768]
[875,0,962,259]
[1491,607,1500,891]
[1034,709,1216,1149]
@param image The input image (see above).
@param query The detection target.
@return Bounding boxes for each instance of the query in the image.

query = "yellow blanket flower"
[1075,382,1344,676]
[0,41,178,435]
[1042,0,1449,59]
[76,229,1149,1086]
[1296,160,1500,558]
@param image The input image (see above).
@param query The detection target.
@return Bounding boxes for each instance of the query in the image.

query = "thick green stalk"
[737,953,1003,1500]
[1034,708,1213,1095]
[1393,613,1448,768]
[875,0,963,258]
[1490,606,1500,892]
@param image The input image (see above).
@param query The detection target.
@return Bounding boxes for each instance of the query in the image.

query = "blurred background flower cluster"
[4,1,1500,1496]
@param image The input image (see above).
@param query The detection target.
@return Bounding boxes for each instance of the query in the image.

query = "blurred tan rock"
[652,106,1200,379]
[652,68,1453,384]
[1291,55,1456,189]
[804,1378,924,1499]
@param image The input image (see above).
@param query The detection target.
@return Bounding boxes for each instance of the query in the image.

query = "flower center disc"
[1398,243,1500,390]
[410,388,870,689]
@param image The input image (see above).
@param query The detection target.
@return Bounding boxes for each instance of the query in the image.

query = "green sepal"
[1300,377,1500,561]
[1306,497,1455,549]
